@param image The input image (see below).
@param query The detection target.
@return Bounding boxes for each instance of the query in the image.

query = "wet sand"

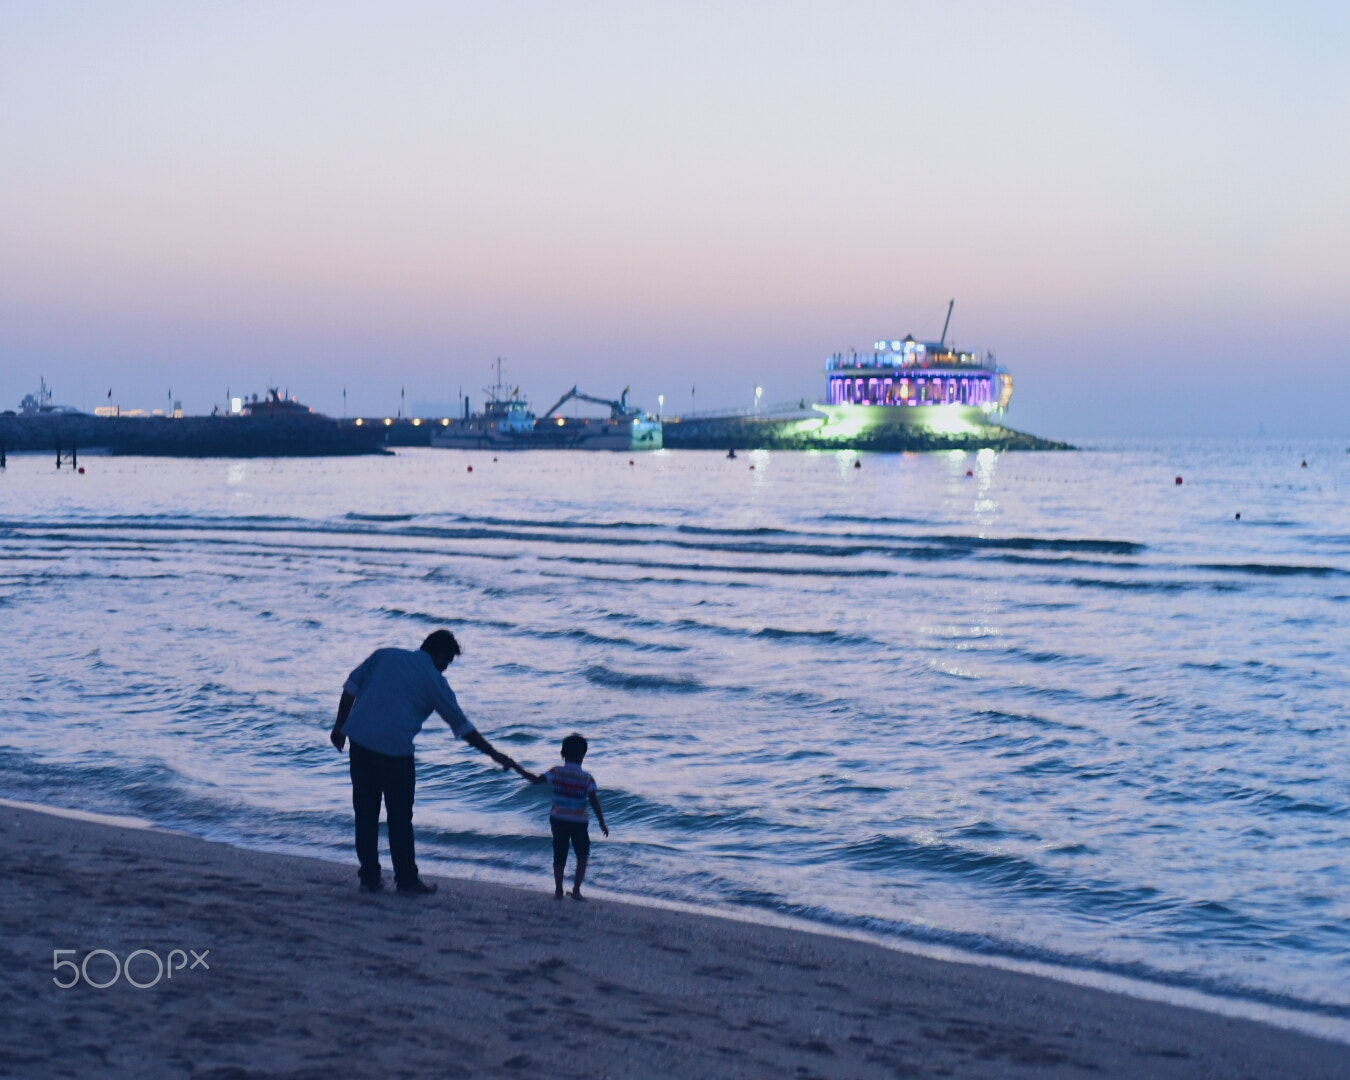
[1,802,1344,1079]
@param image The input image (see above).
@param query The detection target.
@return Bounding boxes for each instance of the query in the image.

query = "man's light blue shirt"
[342,647,475,757]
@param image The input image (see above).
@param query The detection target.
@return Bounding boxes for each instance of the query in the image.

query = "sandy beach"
[0,802,1343,1079]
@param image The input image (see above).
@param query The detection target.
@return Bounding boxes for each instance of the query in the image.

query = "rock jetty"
[661,415,1071,452]
[0,413,389,457]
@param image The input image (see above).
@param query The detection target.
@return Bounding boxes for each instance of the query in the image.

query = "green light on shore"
[782,416,827,437]
[819,412,870,440]
[811,404,984,440]
[923,410,982,436]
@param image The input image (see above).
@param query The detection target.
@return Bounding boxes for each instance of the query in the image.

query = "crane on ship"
[539,385,636,421]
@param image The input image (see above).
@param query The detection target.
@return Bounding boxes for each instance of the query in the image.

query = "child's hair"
[561,733,588,762]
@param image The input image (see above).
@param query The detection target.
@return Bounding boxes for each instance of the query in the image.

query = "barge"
[430,365,661,451]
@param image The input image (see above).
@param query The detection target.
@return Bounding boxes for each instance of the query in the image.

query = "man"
[330,629,518,895]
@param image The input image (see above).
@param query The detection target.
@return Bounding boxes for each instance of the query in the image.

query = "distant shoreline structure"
[0,407,1069,456]
[0,385,388,457]
[2,324,1071,456]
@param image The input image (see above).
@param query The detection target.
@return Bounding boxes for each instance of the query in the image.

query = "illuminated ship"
[816,302,1013,436]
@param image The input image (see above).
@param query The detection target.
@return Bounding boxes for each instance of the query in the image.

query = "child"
[522,733,608,899]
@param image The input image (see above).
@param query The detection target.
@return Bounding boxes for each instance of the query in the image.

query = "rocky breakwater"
[662,413,1071,452]
[0,413,389,457]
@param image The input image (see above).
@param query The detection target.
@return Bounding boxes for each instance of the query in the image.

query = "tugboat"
[237,388,319,418]
[18,377,83,416]
[430,360,661,451]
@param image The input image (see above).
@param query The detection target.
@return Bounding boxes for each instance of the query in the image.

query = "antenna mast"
[939,299,955,348]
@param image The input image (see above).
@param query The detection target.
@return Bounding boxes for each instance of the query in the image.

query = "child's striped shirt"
[545,762,597,823]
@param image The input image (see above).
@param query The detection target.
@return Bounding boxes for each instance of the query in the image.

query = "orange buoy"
[749,465,755,470]
[629,459,634,465]
[966,469,973,476]
[467,465,473,472]
[78,466,85,474]
[1175,476,1183,485]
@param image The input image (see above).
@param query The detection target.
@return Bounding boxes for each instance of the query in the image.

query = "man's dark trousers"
[349,739,417,888]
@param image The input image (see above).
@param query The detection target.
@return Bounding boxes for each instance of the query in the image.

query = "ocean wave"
[665,538,891,558]
[538,569,756,588]
[1148,779,1348,820]
[971,709,1086,732]
[538,555,892,578]
[813,514,929,526]
[581,665,707,694]
[809,523,1145,556]
[841,831,1143,907]
[603,614,851,647]
[375,609,677,653]
[830,831,1334,970]
[1195,563,1347,578]
[751,626,883,649]
[675,524,794,537]
[1064,577,1235,593]
[929,534,1145,555]
[987,552,1142,569]
[446,514,663,532]
[531,628,685,653]
[998,646,1092,666]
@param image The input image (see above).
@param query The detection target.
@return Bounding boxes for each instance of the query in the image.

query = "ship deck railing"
[664,401,822,422]
[825,355,993,372]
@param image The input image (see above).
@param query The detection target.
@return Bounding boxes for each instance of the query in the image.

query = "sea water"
[1,440,1347,1028]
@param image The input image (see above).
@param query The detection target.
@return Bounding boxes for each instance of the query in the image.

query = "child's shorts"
[550,817,590,864]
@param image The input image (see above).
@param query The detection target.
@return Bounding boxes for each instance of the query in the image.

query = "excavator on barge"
[430,364,661,451]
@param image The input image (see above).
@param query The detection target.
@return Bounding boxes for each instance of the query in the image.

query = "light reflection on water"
[1,438,1347,1026]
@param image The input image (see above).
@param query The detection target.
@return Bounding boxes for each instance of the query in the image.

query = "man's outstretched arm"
[330,691,354,751]
[462,728,517,772]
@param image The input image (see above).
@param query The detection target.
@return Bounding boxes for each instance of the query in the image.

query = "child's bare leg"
[571,853,588,899]
[551,821,567,898]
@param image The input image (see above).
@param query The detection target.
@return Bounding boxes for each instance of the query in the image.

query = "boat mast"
[488,356,505,405]
[939,299,955,349]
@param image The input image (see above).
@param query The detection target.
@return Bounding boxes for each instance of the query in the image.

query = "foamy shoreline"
[2,799,1344,1078]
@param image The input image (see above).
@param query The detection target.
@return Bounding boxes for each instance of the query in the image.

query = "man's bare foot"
[553,887,564,899]
[570,888,586,901]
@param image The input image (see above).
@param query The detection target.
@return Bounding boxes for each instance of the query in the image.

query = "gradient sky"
[2,2,1346,437]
